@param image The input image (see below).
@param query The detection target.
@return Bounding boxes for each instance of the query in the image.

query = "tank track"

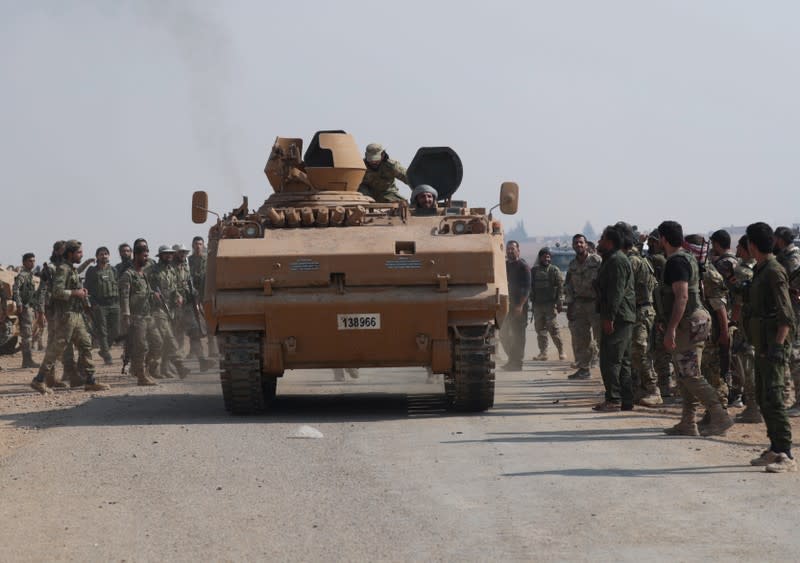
[219,332,274,415]
[446,325,496,412]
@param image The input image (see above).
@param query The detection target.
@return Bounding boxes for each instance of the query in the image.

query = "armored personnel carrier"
[192,131,519,414]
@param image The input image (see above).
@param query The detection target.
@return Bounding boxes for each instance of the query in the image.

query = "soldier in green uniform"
[357,143,409,203]
[84,246,120,365]
[147,245,189,379]
[119,245,159,386]
[171,243,191,355]
[592,226,636,411]
[773,226,800,416]
[12,252,40,369]
[745,222,796,473]
[564,234,602,379]
[658,221,732,437]
[616,224,660,406]
[30,241,110,394]
[529,248,565,361]
[189,236,217,358]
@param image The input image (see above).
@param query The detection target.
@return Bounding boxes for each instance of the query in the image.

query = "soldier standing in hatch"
[30,240,110,394]
[12,252,40,369]
[529,248,566,361]
[564,234,602,380]
[84,246,120,365]
[358,143,409,203]
[746,222,796,473]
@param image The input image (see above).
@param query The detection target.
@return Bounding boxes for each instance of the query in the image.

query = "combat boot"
[44,371,67,389]
[735,403,764,423]
[750,449,781,466]
[30,378,53,395]
[567,368,590,380]
[136,372,158,386]
[765,453,798,473]
[533,352,548,361]
[174,360,190,379]
[665,402,699,436]
[21,350,40,369]
[84,379,110,392]
[638,389,663,408]
[558,351,567,361]
[700,405,734,437]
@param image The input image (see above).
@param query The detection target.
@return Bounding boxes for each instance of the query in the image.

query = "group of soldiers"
[6,236,214,393]
[504,221,800,473]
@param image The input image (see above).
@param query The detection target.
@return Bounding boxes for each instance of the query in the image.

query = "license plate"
[337,313,381,330]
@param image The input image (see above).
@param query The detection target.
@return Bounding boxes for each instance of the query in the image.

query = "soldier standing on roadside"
[564,234,602,380]
[358,143,409,203]
[84,246,120,365]
[646,233,673,398]
[501,240,531,371]
[148,246,189,378]
[114,243,133,278]
[119,245,159,386]
[12,253,40,369]
[529,248,566,361]
[592,226,636,412]
[30,240,110,394]
[746,222,796,473]
[658,221,732,437]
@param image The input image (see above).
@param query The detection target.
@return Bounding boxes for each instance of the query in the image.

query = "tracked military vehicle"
[192,130,519,414]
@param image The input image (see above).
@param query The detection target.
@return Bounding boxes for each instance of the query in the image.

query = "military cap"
[365,143,384,163]
[172,243,190,253]
[157,244,175,255]
[64,239,82,254]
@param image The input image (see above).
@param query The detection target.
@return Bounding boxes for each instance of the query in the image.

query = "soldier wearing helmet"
[358,143,409,203]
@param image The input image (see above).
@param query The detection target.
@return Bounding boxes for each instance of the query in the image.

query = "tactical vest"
[531,265,559,304]
[660,249,702,323]
[54,264,85,315]
[15,271,36,307]
[629,252,656,306]
[93,267,119,303]
[123,270,152,316]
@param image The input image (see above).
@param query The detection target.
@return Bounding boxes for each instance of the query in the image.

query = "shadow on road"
[501,464,752,478]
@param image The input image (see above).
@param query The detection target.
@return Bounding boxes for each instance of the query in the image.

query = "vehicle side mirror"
[499,182,519,215]
[192,191,209,224]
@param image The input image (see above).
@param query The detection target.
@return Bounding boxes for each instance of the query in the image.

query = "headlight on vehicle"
[453,220,467,235]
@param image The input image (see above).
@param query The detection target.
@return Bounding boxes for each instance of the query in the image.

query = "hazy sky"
[2,0,798,265]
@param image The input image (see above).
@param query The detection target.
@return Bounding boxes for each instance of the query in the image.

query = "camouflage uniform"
[147,260,188,378]
[661,249,730,436]
[171,258,191,353]
[730,259,760,421]
[114,259,133,279]
[700,259,731,408]
[32,259,107,392]
[529,262,564,359]
[38,258,78,384]
[189,252,216,357]
[12,267,38,365]
[776,244,800,410]
[627,248,658,402]
[564,253,602,372]
[84,263,120,363]
[119,268,160,384]
[648,251,673,394]
[358,157,408,203]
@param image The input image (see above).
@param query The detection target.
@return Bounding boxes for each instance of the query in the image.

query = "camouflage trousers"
[18,307,35,354]
[631,307,657,394]
[39,311,94,379]
[92,304,120,358]
[532,304,563,355]
[127,314,162,377]
[152,312,181,370]
[701,340,730,408]
[651,325,673,389]
[45,311,78,379]
[672,309,722,413]
[568,299,600,370]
